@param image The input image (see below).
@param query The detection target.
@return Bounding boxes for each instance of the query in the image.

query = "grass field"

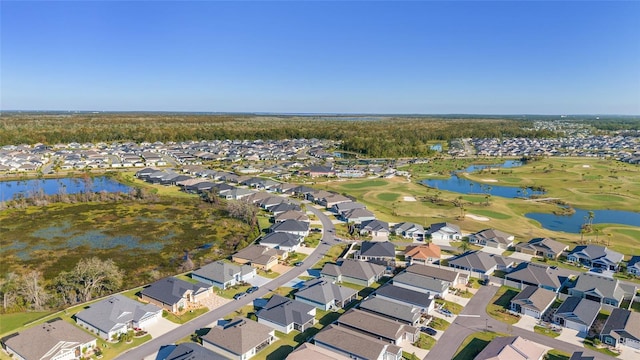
[452,331,509,360]
[486,286,521,324]
[319,158,640,256]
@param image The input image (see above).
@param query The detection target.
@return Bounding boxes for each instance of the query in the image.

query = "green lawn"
[413,333,436,350]
[311,244,348,270]
[162,308,209,324]
[452,331,509,360]
[544,349,571,360]
[534,325,560,338]
[341,179,388,189]
[429,317,451,331]
[470,209,512,220]
[0,311,53,335]
[435,299,463,314]
[583,338,621,358]
[378,192,401,201]
[487,286,521,324]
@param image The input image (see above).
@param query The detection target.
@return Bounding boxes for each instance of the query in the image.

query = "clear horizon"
[2,1,639,115]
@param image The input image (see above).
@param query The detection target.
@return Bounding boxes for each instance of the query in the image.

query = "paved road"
[425,285,614,360]
[115,204,337,359]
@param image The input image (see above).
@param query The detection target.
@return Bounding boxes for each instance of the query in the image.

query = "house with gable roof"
[392,271,449,299]
[569,272,636,307]
[336,308,419,345]
[341,208,376,224]
[553,297,601,333]
[359,219,390,240]
[260,232,303,252]
[269,219,310,237]
[469,228,515,249]
[294,278,358,311]
[474,336,546,360]
[600,308,640,350]
[192,260,256,289]
[355,241,395,265]
[426,222,462,241]
[403,243,441,265]
[256,295,316,334]
[201,317,275,360]
[504,262,572,292]
[75,294,162,340]
[3,319,97,360]
[313,324,402,360]
[140,277,213,313]
[232,245,284,271]
[358,296,422,327]
[447,250,514,277]
[627,256,640,277]
[515,237,568,259]
[320,258,386,286]
[509,285,557,319]
[567,245,624,271]
[393,222,425,241]
[373,284,435,313]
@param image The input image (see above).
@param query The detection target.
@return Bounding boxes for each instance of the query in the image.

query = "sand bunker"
[482,179,498,182]
[582,165,591,168]
[403,196,417,202]
[466,214,490,221]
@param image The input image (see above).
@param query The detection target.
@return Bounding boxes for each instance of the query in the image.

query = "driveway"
[479,246,506,255]
[146,317,179,339]
[508,252,534,262]
[619,346,640,360]
[555,327,586,347]
[271,263,292,274]
[246,275,272,287]
[514,314,538,331]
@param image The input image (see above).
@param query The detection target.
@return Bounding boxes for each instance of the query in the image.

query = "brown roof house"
[515,237,568,259]
[336,308,420,345]
[475,336,546,360]
[509,285,557,319]
[313,324,403,360]
[232,245,284,271]
[3,319,97,360]
[469,228,515,249]
[404,244,441,265]
[201,317,275,360]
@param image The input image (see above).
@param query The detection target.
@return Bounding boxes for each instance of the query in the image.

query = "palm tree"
[458,240,471,253]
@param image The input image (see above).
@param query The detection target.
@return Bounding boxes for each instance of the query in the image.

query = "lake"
[420,160,545,199]
[0,176,131,201]
[525,209,640,233]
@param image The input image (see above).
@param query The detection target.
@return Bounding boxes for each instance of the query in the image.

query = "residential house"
[447,251,513,277]
[319,193,352,209]
[358,296,422,327]
[201,318,275,360]
[3,319,97,360]
[569,273,636,307]
[160,343,230,360]
[355,241,395,265]
[468,229,515,249]
[260,232,303,252]
[504,262,572,292]
[515,237,568,259]
[567,245,624,271]
[509,286,557,319]
[359,220,390,240]
[313,324,403,360]
[274,210,309,224]
[287,343,350,360]
[256,295,316,334]
[474,336,546,360]
[394,222,425,241]
[627,256,640,277]
[336,308,419,345]
[320,259,386,286]
[75,294,162,340]
[600,308,640,350]
[405,264,463,286]
[294,278,358,311]
[392,272,449,299]
[305,190,334,203]
[269,203,301,217]
[403,244,441,265]
[269,219,310,237]
[553,297,601,333]
[373,284,435,313]
[332,201,366,216]
[232,245,283,271]
[299,166,335,178]
[426,222,462,241]
[140,277,213,313]
[192,261,256,289]
[341,208,376,224]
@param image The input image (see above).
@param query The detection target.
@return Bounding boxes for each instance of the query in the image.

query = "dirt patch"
[466,214,490,221]
[271,263,292,274]
[403,196,417,202]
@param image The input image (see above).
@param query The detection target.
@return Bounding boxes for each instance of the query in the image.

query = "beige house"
[202,318,275,360]
[233,245,285,271]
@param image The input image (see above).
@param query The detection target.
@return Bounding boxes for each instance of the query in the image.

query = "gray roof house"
[448,251,513,277]
[294,278,358,311]
[201,318,275,360]
[474,336,546,360]
[161,343,230,360]
[359,219,390,240]
[627,256,640,277]
[260,232,303,252]
[567,245,624,271]
[392,272,449,299]
[75,294,162,340]
[287,343,350,360]
[374,284,435,313]
[405,264,461,285]
[320,259,386,286]
[3,319,97,360]
[568,273,636,307]
[140,277,213,313]
[469,228,515,249]
[358,296,422,326]
[600,308,640,350]
[341,208,376,224]
[336,308,419,345]
[426,222,462,241]
[509,285,557,319]
[394,222,425,240]
[355,241,395,265]
[313,324,403,360]
[332,201,366,215]
[269,219,310,237]
[192,261,256,290]
[553,297,601,333]
[515,237,568,259]
[504,262,572,292]
[274,210,309,223]
[256,295,316,334]
[268,202,301,217]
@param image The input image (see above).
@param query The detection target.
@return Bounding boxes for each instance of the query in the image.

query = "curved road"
[116,202,338,359]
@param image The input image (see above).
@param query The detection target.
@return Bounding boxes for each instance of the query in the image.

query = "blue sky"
[2,1,639,114]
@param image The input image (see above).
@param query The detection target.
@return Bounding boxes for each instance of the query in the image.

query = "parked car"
[233,292,247,300]
[420,327,437,336]
[246,286,259,294]
[294,262,303,267]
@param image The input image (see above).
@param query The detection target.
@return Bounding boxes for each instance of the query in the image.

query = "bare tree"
[0,272,19,311]
[58,257,124,303]
[20,271,49,311]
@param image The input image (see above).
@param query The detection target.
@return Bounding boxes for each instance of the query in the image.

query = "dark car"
[246,286,259,294]
[233,292,247,300]
[294,262,303,267]
[421,327,437,336]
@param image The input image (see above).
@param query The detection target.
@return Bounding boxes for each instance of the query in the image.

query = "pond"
[0,176,131,201]
[525,209,640,233]
[420,160,544,199]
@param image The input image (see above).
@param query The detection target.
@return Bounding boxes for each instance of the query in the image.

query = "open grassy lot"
[486,286,521,324]
[545,349,571,360]
[319,158,640,256]
[534,325,561,338]
[452,331,509,360]
[0,311,52,335]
